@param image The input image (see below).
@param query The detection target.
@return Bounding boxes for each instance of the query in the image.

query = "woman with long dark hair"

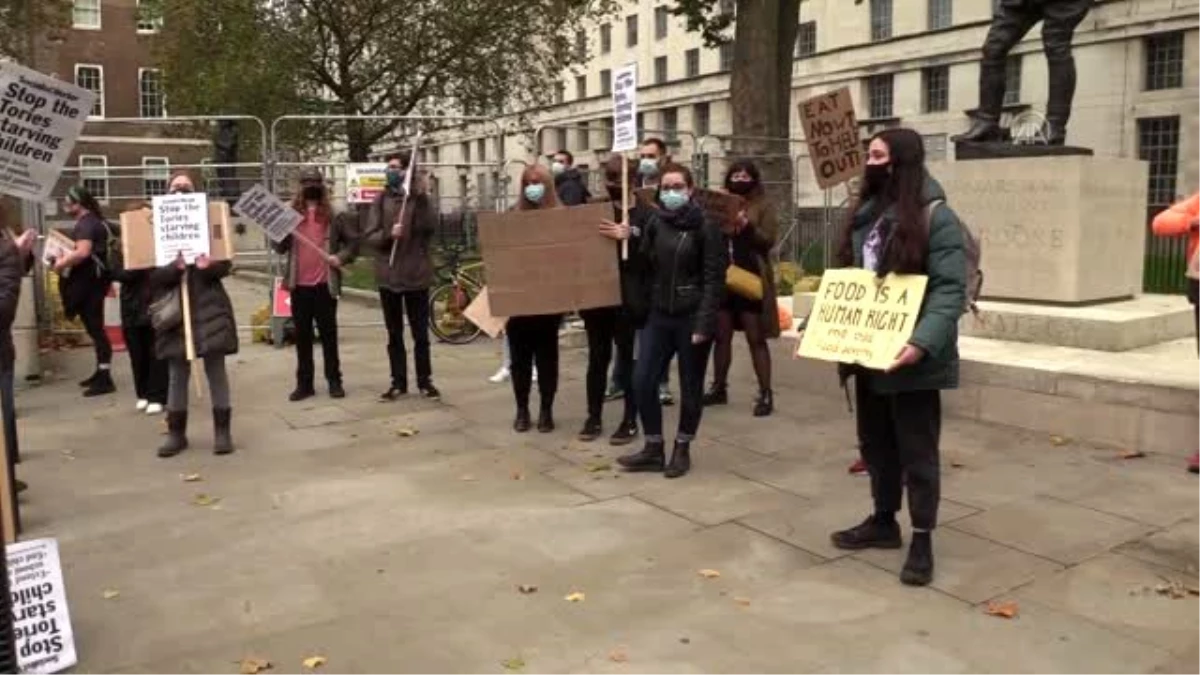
[506,164,563,433]
[828,128,967,587]
[702,160,780,416]
[111,221,168,416]
[55,185,116,397]
[616,164,724,479]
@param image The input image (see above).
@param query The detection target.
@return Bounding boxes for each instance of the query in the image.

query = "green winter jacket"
[848,174,966,393]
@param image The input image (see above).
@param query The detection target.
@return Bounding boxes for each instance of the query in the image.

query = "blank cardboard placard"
[798,87,863,189]
[121,201,234,270]
[479,203,620,317]
[463,286,508,338]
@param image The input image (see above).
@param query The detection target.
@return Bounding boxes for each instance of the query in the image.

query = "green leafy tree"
[0,1,70,61]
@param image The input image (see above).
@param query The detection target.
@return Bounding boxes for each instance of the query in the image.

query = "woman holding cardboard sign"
[151,172,238,458]
[828,128,967,588]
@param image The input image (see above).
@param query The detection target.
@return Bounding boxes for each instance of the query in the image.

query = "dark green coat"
[848,175,966,393]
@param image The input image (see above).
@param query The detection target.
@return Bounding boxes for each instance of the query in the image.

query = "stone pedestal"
[932,155,1149,305]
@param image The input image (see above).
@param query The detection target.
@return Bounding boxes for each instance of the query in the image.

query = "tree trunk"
[345,117,371,162]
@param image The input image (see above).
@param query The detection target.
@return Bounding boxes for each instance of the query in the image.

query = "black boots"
[609,419,638,446]
[537,403,555,433]
[158,410,189,458]
[701,383,728,406]
[618,439,665,472]
[664,440,691,479]
[513,407,532,433]
[753,389,774,417]
[1045,118,1068,146]
[82,369,115,397]
[213,407,234,455]
[830,513,903,550]
[901,531,934,586]
[577,416,602,442]
[951,116,1004,144]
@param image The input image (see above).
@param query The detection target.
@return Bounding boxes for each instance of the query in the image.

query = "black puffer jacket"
[555,169,591,207]
[611,203,651,327]
[638,200,725,337]
[149,261,239,361]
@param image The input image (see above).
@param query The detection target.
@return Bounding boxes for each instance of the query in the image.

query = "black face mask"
[727,180,755,195]
[302,186,324,201]
[862,164,890,196]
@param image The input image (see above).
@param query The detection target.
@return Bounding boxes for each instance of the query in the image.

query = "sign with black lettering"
[798,87,863,189]
[0,62,96,201]
[233,184,302,243]
[7,538,76,673]
[796,269,928,370]
[152,192,210,266]
[610,64,638,153]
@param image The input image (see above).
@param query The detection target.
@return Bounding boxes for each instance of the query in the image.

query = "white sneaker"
[135,399,149,411]
[489,367,511,384]
[145,403,164,415]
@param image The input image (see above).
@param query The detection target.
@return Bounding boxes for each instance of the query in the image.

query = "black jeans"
[1187,278,1198,354]
[636,312,709,441]
[292,284,342,389]
[379,287,432,390]
[79,290,111,367]
[123,324,167,404]
[855,375,941,531]
[581,306,636,423]
[507,314,560,411]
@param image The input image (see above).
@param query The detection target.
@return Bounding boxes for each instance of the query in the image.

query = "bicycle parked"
[428,244,486,344]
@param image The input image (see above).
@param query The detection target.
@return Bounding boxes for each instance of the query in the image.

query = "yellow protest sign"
[796,269,928,370]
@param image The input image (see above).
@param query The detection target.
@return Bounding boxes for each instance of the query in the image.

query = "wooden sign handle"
[180,269,205,399]
[620,155,630,261]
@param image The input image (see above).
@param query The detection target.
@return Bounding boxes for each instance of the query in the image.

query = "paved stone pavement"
[12,277,1199,673]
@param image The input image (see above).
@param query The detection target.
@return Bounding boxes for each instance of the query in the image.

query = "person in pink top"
[274,168,359,401]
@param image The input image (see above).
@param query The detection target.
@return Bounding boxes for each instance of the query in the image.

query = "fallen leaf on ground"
[102,589,120,600]
[949,461,965,469]
[459,474,477,482]
[302,655,326,669]
[984,601,1019,618]
[733,596,751,607]
[585,462,611,473]
[181,473,202,482]
[1049,435,1070,447]
[697,569,721,579]
[564,591,586,602]
[517,584,538,594]
[1119,449,1146,460]
[192,493,220,507]
[60,450,76,460]
[396,426,419,438]
[609,649,628,663]
[501,656,525,671]
[511,470,525,481]
[238,657,272,674]
[1153,580,1196,599]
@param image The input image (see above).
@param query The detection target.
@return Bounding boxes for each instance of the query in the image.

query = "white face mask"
[551,162,566,176]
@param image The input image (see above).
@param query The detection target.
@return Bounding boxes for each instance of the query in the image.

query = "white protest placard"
[39,230,74,268]
[346,163,388,205]
[152,192,210,266]
[0,62,96,201]
[7,538,77,674]
[610,64,638,153]
[233,184,302,243]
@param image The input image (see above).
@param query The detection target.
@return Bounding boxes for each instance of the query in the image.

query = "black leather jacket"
[638,200,725,337]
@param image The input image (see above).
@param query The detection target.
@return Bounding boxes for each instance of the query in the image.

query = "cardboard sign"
[39,230,74,267]
[694,189,745,227]
[463,286,508,338]
[798,87,863,189]
[120,202,234,270]
[152,192,210,265]
[272,277,292,317]
[346,163,388,205]
[233,184,302,243]
[796,269,928,370]
[7,538,77,674]
[0,62,96,201]
[478,202,621,316]
[611,64,639,153]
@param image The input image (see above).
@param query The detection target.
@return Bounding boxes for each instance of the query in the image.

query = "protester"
[55,185,116,397]
[628,136,676,406]
[365,152,441,401]
[582,156,646,445]
[276,168,358,402]
[507,164,563,433]
[152,172,238,458]
[702,161,780,417]
[616,164,723,478]
[1150,193,1199,474]
[0,206,35,493]
[828,128,967,587]
[111,228,167,416]
[552,150,591,206]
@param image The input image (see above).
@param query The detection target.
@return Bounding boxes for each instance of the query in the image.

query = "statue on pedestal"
[953,0,1095,146]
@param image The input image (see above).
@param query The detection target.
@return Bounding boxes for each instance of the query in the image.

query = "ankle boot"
[78,370,98,387]
[513,406,532,433]
[537,404,555,433]
[664,440,692,479]
[701,383,728,406]
[213,407,234,455]
[753,389,774,417]
[900,531,934,586]
[618,439,665,472]
[157,410,189,458]
[83,369,116,397]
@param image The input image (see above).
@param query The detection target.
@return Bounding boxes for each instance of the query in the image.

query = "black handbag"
[149,287,182,332]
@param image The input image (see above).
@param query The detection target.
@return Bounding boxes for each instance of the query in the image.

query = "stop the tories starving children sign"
[153,193,211,266]
[0,62,95,201]
[7,538,77,674]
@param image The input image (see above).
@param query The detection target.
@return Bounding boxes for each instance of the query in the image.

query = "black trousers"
[636,312,709,440]
[1188,278,1198,354]
[379,287,432,390]
[292,284,342,388]
[979,0,1091,122]
[507,314,560,411]
[123,324,167,404]
[79,290,112,367]
[856,375,941,530]
[581,306,636,423]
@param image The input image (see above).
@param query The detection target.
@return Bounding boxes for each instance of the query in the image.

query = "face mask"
[659,189,688,211]
[523,184,545,204]
[551,162,566,177]
[728,180,754,195]
[862,163,890,195]
[638,159,659,177]
[302,186,324,201]
[386,169,404,189]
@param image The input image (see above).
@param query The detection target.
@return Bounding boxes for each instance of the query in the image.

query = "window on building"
[136,0,163,32]
[600,23,612,54]
[655,6,669,40]
[922,66,950,113]
[600,69,612,95]
[685,48,700,78]
[461,141,471,163]
[1138,116,1180,212]
[457,175,469,207]
[72,0,101,29]
[1144,32,1184,91]
[430,146,441,164]
[575,75,587,99]
[138,68,166,118]
[79,155,108,200]
[477,172,490,206]
[554,81,566,105]
[574,30,586,60]
[600,117,613,146]
[477,138,487,162]
[654,56,668,84]
[577,120,590,149]
[922,134,948,161]
[142,157,169,197]
[1004,56,1022,105]
[74,65,104,118]
[555,128,568,153]
[927,0,952,31]
[866,74,894,119]
[795,21,817,58]
[662,108,678,141]
[636,112,645,135]
[693,102,710,137]
[870,0,892,41]
[718,43,734,72]
[626,14,638,47]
